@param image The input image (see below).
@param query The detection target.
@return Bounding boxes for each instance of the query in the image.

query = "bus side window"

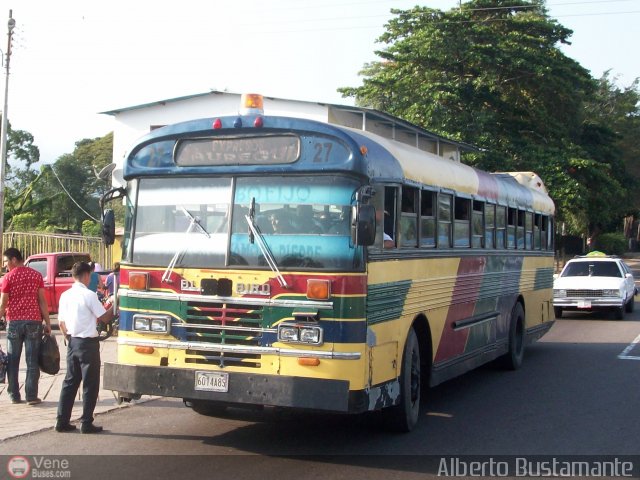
[420,190,436,247]
[517,210,526,249]
[541,216,549,250]
[382,187,398,248]
[472,200,484,248]
[485,203,495,249]
[496,206,507,249]
[454,197,471,248]
[507,208,517,249]
[400,186,418,247]
[525,212,533,250]
[534,213,542,250]
[438,193,452,248]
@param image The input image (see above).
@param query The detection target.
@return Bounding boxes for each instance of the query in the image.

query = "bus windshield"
[131,176,363,271]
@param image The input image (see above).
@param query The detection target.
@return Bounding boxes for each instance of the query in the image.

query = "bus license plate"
[195,371,229,392]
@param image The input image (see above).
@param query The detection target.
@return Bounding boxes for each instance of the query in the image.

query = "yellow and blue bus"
[101,94,555,431]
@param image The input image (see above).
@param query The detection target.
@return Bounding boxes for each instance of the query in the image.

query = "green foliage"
[340,0,640,236]
[10,212,38,232]
[4,130,114,233]
[593,233,627,256]
[81,220,102,237]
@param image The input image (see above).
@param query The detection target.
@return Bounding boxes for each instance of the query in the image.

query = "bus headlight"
[133,314,171,334]
[278,323,323,345]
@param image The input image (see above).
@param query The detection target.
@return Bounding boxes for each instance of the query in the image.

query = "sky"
[4,0,640,163]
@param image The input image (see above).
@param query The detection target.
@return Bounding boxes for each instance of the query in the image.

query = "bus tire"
[500,302,525,371]
[188,400,228,417]
[382,328,421,432]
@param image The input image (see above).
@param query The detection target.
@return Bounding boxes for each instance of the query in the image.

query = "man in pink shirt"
[0,248,52,405]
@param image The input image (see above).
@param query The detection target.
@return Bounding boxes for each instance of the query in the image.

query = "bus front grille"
[183,301,265,368]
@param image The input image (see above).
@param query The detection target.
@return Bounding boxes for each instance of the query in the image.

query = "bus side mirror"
[352,204,376,246]
[102,209,116,246]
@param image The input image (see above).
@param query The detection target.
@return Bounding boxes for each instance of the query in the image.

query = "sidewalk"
[0,333,153,441]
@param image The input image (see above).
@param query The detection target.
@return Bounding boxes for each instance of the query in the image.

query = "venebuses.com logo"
[6,455,72,478]
[7,456,30,479]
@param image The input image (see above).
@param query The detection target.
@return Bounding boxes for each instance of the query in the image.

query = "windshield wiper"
[179,206,210,238]
[245,198,288,288]
[162,207,210,283]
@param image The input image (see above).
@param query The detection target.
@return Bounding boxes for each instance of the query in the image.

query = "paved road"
[3,317,640,476]
[3,260,640,478]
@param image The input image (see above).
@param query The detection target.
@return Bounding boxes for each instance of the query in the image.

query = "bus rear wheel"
[500,302,525,370]
[382,328,421,432]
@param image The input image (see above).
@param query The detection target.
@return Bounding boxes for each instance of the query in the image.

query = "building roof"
[101,90,477,153]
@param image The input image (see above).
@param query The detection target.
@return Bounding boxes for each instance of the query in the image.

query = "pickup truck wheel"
[553,306,563,319]
[625,295,634,313]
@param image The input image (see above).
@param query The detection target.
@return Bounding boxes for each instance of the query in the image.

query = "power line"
[206,0,640,30]
[251,9,640,34]
[48,165,100,222]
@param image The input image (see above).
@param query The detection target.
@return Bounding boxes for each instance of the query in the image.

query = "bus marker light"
[240,93,264,115]
[129,272,149,291]
[298,357,320,367]
[254,116,264,128]
[234,117,243,128]
[212,118,222,129]
[135,346,155,355]
[307,279,330,300]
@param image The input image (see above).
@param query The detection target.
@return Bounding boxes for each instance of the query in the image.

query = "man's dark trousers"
[57,337,101,425]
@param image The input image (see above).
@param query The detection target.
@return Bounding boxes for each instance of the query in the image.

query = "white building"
[102,90,470,175]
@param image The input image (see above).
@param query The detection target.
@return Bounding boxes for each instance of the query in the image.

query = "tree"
[36,133,114,232]
[339,0,637,235]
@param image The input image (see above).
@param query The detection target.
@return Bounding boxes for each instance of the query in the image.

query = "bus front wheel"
[382,327,421,432]
[501,302,525,371]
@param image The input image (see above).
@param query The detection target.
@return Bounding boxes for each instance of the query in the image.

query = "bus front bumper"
[103,362,352,412]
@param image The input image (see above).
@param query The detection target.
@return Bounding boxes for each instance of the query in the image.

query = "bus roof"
[124,114,554,215]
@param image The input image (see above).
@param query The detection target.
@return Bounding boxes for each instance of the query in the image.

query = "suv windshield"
[562,261,622,278]
[131,176,363,271]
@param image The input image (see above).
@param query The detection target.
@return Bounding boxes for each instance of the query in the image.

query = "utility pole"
[0,9,15,254]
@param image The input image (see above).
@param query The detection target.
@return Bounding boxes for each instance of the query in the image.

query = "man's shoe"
[27,398,42,406]
[81,423,103,434]
[11,398,23,404]
[55,423,77,433]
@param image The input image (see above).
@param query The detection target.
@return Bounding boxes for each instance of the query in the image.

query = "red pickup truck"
[1,252,91,314]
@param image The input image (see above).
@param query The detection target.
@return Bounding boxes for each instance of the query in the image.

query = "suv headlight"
[133,314,171,334]
[278,323,323,345]
[554,289,567,298]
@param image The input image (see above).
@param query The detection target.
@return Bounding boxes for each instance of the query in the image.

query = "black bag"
[38,333,60,375]
[0,345,7,383]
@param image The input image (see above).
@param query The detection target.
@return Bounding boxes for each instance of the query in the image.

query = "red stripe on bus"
[434,257,486,362]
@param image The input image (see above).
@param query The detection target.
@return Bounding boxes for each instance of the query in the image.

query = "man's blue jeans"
[6,321,43,402]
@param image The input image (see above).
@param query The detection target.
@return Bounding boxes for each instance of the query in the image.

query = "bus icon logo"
[7,456,30,478]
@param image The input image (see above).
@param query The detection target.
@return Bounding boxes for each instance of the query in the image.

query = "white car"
[553,254,637,319]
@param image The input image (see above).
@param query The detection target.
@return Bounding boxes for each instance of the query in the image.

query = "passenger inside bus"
[376,208,395,249]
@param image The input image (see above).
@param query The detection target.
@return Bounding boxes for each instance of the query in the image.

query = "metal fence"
[2,232,114,269]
